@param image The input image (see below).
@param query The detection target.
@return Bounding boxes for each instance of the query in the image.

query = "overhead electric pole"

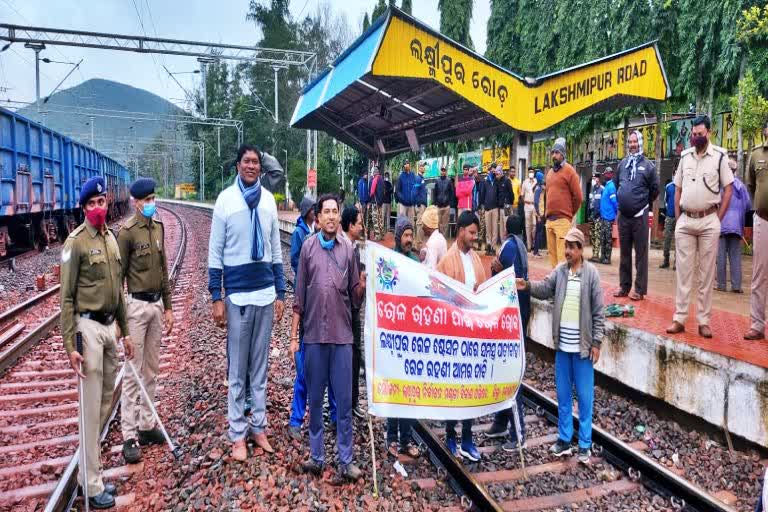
[23,42,45,111]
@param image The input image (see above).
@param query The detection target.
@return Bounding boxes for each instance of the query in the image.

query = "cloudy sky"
[0,0,491,110]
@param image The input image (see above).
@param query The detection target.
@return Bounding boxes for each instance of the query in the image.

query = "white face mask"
[528,173,534,179]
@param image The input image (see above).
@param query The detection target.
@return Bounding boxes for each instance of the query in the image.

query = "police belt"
[80,311,116,325]
[131,292,162,303]
[683,205,719,219]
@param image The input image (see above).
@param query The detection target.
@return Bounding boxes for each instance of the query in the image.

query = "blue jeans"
[304,343,353,465]
[225,300,273,441]
[555,351,594,449]
[446,419,474,443]
[289,340,336,427]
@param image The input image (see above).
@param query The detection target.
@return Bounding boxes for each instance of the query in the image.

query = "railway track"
[275,220,739,512]
[75,204,741,511]
[0,207,186,512]
[0,218,130,375]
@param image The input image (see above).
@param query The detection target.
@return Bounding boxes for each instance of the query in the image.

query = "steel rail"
[273,207,738,512]
[520,383,736,512]
[44,205,187,512]
[0,285,60,325]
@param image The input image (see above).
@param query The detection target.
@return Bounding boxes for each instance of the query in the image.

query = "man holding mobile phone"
[516,228,604,465]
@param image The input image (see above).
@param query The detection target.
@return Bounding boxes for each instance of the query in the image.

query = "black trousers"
[618,210,649,295]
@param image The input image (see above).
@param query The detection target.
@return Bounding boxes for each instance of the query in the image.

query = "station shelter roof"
[290,7,670,158]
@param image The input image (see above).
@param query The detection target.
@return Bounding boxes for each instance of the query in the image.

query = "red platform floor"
[278,210,767,369]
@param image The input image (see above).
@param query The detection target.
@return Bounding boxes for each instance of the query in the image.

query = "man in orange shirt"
[545,138,584,267]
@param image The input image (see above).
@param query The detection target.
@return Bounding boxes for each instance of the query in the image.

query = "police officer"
[61,176,134,510]
[118,178,174,463]
[745,120,768,341]
[666,115,734,339]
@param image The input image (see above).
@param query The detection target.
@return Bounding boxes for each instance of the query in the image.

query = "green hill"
[18,78,188,161]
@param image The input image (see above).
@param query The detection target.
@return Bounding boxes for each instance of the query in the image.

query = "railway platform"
[275,208,768,448]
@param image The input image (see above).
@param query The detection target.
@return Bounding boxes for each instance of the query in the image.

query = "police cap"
[130,177,156,199]
[80,176,106,205]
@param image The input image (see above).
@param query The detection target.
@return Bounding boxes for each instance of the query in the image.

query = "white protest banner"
[363,242,525,420]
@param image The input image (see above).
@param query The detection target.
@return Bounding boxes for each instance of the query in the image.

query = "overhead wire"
[1,0,80,65]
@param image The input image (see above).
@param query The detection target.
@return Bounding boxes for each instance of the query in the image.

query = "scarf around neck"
[237,175,264,261]
[628,130,644,181]
[318,232,335,250]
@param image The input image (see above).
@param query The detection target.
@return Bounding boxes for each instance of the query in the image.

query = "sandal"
[629,292,644,301]
[613,290,629,298]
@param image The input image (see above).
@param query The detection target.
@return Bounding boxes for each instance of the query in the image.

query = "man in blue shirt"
[395,160,416,220]
[288,196,338,440]
[660,179,677,270]
[356,171,370,238]
[598,167,618,264]
[414,162,428,246]
[588,170,604,263]
[486,215,530,451]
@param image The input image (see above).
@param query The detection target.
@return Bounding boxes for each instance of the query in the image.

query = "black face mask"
[552,158,562,168]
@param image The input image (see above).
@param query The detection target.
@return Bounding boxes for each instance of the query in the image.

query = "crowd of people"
[353,115,765,341]
[59,115,766,507]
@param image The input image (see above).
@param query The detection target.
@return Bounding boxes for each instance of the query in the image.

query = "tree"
[730,70,768,148]
[737,2,768,90]
[438,0,474,48]
[362,12,371,32]
[401,0,413,14]
[372,0,388,21]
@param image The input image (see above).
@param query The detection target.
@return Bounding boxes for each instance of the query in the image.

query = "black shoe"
[339,463,362,481]
[549,439,573,457]
[352,407,365,419]
[502,439,525,452]
[88,491,116,509]
[138,427,165,446]
[659,261,670,269]
[288,425,303,441]
[302,458,324,476]
[79,483,117,497]
[485,422,508,439]
[122,439,141,464]
[599,259,610,265]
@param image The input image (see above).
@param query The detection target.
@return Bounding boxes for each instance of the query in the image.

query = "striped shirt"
[558,270,581,353]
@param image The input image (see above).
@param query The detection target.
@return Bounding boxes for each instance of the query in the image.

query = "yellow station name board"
[372,16,669,133]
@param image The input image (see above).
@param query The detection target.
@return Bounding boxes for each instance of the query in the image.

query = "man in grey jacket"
[516,228,604,464]
[613,130,659,301]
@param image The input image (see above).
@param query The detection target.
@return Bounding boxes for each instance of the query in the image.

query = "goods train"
[0,106,131,257]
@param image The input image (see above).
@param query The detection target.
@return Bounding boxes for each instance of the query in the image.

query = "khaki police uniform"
[672,143,735,326]
[746,142,768,333]
[60,220,129,497]
[117,212,171,441]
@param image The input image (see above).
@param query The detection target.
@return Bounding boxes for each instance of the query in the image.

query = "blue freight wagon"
[0,107,130,256]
